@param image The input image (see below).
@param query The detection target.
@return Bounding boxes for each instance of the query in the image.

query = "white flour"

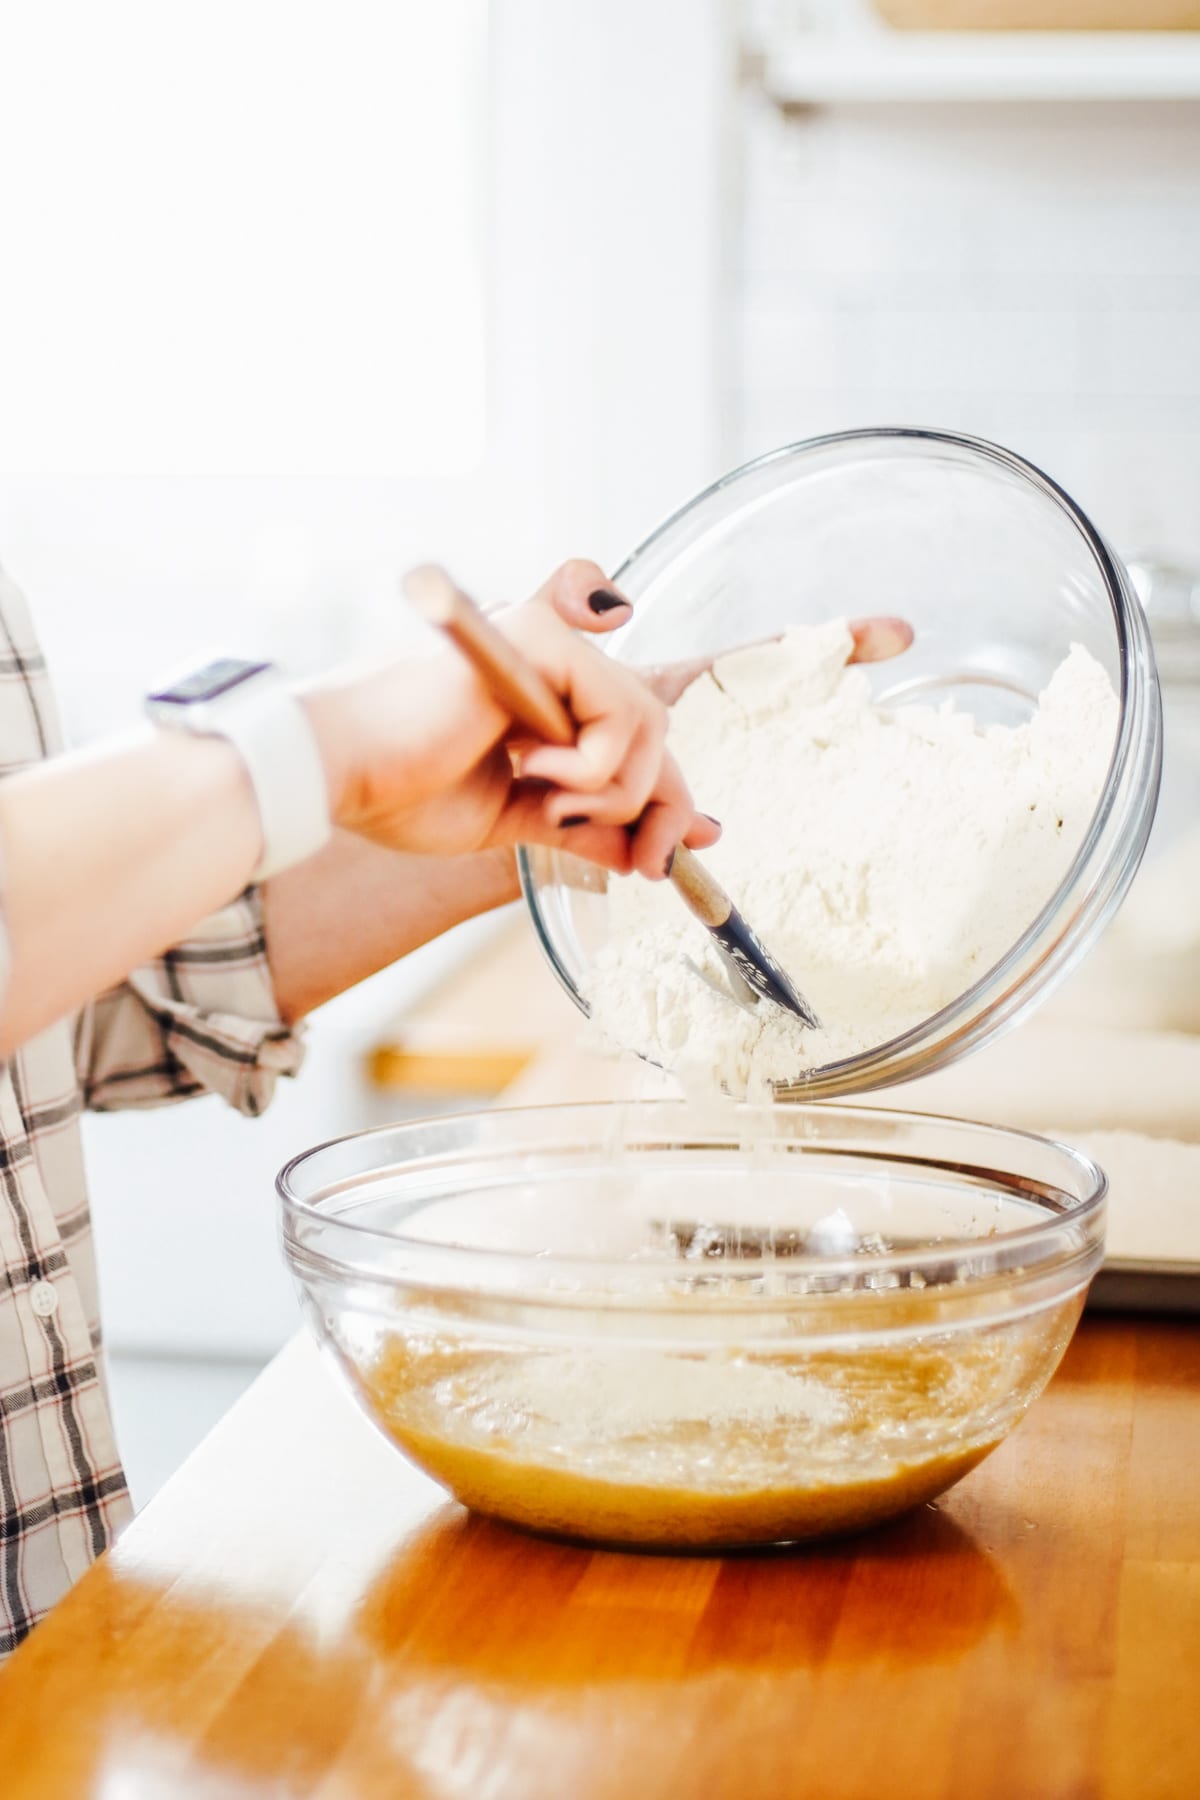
[432,1345,847,1442]
[584,622,1118,1096]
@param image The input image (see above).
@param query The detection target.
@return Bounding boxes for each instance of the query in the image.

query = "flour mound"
[583,624,1118,1096]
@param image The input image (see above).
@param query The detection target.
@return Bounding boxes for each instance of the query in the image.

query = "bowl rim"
[517,424,1159,1097]
[276,1098,1108,1288]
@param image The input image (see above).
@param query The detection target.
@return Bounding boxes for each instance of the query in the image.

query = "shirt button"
[30,1281,59,1318]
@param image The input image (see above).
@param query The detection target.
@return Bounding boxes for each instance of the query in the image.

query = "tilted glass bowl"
[280,1101,1106,1551]
[519,429,1161,1097]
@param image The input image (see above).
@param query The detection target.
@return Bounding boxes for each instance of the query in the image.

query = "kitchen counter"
[2,930,1198,1796]
[0,1315,1197,1797]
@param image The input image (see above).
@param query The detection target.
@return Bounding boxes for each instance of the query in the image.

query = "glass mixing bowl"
[279,1101,1106,1551]
[519,428,1162,1097]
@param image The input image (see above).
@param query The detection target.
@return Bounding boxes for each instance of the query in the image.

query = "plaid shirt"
[0,565,305,1657]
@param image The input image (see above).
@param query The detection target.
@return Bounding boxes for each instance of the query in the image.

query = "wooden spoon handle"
[404,564,575,747]
[404,564,738,936]
[404,563,818,1026]
[667,845,732,929]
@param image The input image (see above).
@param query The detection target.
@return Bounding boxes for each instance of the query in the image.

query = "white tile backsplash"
[1088,309,1200,401]
[865,304,1085,396]
[738,303,848,393]
[733,95,1200,560]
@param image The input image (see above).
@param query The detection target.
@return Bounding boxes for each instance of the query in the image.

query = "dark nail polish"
[701,813,722,829]
[587,589,631,616]
[560,814,590,828]
[663,847,677,878]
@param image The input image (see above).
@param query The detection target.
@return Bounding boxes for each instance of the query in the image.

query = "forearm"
[0,700,522,1052]
[0,727,261,1056]
[261,836,521,1025]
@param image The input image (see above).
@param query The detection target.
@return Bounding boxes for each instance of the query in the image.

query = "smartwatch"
[145,658,332,881]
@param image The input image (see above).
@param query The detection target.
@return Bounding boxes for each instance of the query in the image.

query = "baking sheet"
[865,1024,1200,1315]
[1089,1260,1200,1317]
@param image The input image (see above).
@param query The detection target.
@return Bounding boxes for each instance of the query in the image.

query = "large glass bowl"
[279,1101,1106,1551]
[519,429,1162,1097]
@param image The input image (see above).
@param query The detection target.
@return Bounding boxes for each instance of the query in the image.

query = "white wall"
[733,93,1200,562]
[0,0,733,748]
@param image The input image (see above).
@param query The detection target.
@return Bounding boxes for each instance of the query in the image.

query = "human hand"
[303,559,913,881]
[303,561,720,880]
[634,617,915,705]
[525,568,912,703]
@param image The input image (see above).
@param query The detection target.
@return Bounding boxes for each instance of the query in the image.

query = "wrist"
[478,844,521,909]
[145,659,332,880]
[142,723,264,875]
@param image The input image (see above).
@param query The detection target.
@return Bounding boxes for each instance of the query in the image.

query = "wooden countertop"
[2,926,1198,1796]
[1,1318,1198,1798]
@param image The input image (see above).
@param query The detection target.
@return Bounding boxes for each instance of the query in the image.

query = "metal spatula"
[404,564,820,1028]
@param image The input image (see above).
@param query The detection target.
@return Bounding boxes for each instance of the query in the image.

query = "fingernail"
[701,813,721,829]
[560,814,590,828]
[663,847,677,878]
[587,589,631,616]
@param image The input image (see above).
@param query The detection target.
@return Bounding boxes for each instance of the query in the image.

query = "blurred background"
[1,0,1198,1500]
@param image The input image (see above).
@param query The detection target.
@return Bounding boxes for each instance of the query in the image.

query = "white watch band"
[146,663,332,882]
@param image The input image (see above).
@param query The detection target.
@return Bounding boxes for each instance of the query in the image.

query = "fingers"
[488,789,637,874]
[640,653,713,706]
[525,560,909,671]
[521,706,650,812]
[530,558,634,636]
[510,610,668,814]
[505,760,719,885]
[848,616,913,663]
[623,752,709,880]
[491,740,722,880]
[491,601,720,877]
[683,811,723,852]
[524,710,668,830]
[640,617,914,703]
[482,583,910,891]
[523,564,912,664]
[493,791,722,881]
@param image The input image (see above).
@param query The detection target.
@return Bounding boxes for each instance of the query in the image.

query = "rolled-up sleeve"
[0,878,9,1058]
[78,886,305,1117]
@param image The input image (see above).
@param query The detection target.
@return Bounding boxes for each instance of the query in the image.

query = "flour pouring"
[584,620,1119,1096]
[521,434,1159,1102]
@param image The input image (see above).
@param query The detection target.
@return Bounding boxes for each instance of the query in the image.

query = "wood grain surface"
[1,1315,1197,1799]
[4,930,1197,1796]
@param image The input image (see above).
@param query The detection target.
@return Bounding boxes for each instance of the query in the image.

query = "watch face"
[148,658,270,707]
